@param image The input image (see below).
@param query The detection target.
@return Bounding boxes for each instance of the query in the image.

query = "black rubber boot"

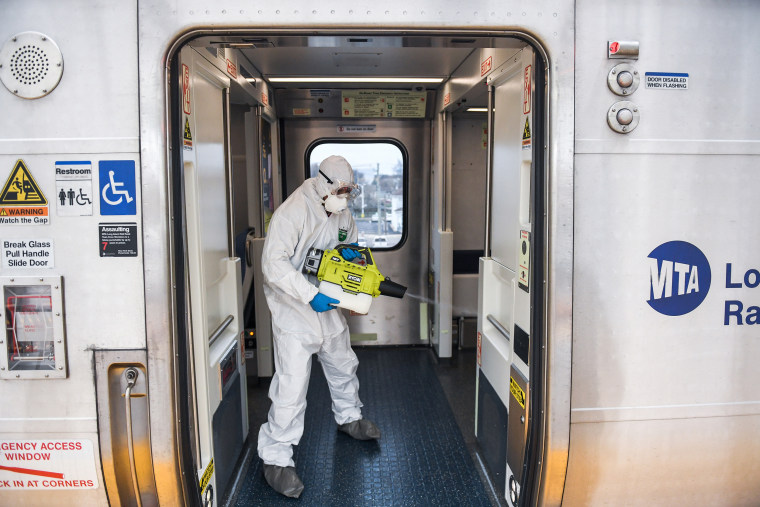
[338,419,381,440]
[263,464,304,498]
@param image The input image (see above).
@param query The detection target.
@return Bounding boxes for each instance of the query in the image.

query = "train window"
[308,141,406,250]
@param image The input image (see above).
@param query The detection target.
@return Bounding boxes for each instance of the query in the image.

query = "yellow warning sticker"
[183,117,193,148]
[0,160,48,205]
[510,376,526,409]
[199,458,214,493]
[522,117,531,140]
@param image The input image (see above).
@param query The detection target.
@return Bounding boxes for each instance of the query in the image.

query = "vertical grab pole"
[124,368,143,507]
[484,85,495,257]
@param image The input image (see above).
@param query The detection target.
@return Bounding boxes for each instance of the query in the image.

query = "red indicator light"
[609,42,620,53]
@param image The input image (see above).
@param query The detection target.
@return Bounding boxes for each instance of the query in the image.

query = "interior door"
[180,47,247,506]
[477,46,537,506]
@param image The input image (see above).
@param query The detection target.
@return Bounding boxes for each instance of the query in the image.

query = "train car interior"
[173,31,545,506]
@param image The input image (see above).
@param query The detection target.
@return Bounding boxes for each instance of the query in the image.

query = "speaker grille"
[0,32,63,99]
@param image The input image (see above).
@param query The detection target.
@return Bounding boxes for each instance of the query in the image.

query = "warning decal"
[510,376,526,409]
[0,160,47,205]
[200,458,214,493]
[0,439,98,489]
[522,118,531,150]
[184,117,193,149]
[0,160,49,225]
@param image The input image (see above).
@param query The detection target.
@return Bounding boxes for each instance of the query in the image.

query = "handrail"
[124,368,143,507]
[208,314,234,347]
[486,314,511,342]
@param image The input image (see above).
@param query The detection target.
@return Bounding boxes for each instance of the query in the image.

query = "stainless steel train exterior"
[1,0,758,505]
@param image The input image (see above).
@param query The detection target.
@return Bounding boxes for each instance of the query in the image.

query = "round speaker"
[0,31,64,99]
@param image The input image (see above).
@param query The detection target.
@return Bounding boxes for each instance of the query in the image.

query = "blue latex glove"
[310,293,339,312]
[341,244,361,261]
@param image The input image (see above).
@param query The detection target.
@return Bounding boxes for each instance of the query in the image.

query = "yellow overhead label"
[199,459,214,493]
[341,90,427,118]
[510,376,526,409]
[0,159,47,205]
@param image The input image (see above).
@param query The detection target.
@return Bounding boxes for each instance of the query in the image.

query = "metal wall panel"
[0,1,139,505]
[569,0,760,503]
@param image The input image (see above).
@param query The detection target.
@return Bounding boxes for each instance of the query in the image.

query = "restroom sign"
[0,439,98,489]
[55,161,93,216]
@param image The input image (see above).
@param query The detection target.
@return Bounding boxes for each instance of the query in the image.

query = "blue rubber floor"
[233,347,492,506]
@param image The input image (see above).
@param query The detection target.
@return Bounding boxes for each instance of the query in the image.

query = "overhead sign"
[341,90,427,118]
[2,239,54,269]
[182,64,191,114]
[337,125,376,134]
[55,161,93,217]
[523,65,532,114]
[645,72,689,90]
[99,160,136,216]
[480,56,492,77]
[0,160,49,225]
[0,439,98,489]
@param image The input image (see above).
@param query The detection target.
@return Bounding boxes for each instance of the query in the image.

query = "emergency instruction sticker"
[0,439,98,489]
[99,223,138,257]
[2,239,54,269]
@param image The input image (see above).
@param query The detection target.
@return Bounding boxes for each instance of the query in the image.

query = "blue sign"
[648,241,711,316]
[99,160,136,215]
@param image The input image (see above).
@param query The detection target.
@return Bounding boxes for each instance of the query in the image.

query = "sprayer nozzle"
[378,279,407,299]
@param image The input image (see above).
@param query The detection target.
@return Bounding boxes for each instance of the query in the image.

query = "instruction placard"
[99,223,138,257]
[2,239,54,269]
[0,439,98,489]
[645,72,689,90]
[0,160,49,225]
[341,90,427,118]
[55,161,93,216]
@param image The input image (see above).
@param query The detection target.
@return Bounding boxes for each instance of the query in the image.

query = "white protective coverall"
[257,157,362,467]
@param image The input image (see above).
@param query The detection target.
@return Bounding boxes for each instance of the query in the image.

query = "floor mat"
[234,348,491,506]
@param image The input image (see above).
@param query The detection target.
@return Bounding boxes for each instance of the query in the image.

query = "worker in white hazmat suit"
[258,155,381,498]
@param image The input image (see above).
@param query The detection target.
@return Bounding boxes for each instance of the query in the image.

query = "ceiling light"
[466,107,488,112]
[267,77,444,83]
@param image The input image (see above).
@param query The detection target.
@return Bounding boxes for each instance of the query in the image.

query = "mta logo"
[648,241,711,316]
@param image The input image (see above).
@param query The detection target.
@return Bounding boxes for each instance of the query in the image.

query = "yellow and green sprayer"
[302,244,407,314]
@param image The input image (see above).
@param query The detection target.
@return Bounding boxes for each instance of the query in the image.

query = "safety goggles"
[320,170,361,200]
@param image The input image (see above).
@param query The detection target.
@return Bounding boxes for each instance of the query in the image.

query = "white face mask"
[324,194,348,214]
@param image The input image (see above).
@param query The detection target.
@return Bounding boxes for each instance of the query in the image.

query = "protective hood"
[315,155,354,198]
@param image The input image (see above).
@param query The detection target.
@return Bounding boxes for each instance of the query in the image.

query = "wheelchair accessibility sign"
[99,160,136,215]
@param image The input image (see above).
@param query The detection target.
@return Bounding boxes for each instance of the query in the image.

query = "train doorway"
[169,31,548,507]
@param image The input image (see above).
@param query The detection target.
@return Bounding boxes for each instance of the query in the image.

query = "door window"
[308,142,406,249]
